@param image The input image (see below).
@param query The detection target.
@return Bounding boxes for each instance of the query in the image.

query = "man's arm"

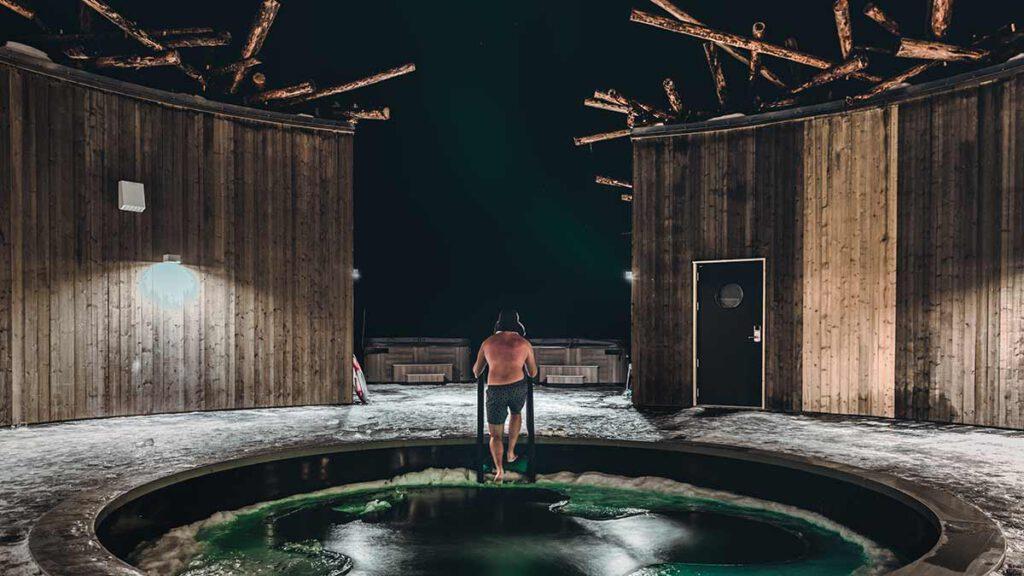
[524,343,538,378]
[473,343,487,378]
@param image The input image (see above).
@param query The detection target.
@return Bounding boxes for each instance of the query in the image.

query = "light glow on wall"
[139,261,199,309]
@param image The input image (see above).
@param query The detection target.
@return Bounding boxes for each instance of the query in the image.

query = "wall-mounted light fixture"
[139,255,198,309]
[352,269,362,281]
[624,270,634,282]
[118,180,146,212]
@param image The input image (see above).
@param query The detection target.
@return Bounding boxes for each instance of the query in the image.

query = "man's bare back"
[474,332,538,385]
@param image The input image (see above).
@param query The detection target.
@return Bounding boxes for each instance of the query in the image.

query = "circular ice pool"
[129,471,900,576]
[36,439,1003,575]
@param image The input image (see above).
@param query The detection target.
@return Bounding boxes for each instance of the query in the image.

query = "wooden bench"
[546,374,587,385]
[405,373,446,384]
[540,365,599,384]
[393,363,453,384]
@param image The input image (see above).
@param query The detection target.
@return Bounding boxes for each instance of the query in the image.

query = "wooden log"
[344,107,390,121]
[784,37,805,84]
[632,10,881,82]
[161,31,232,49]
[241,0,280,57]
[863,3,900,36]
[761,96,797,110]
[833,0,853,59]
[251,72,267,89]
[596,175,633,189]
[64,46,92,60]
[791,54,868,94]
[285,63,417,105]
[599,89,673,122]
[649,0,787,89]
[849,62,933,101]
[229,0,281,94]
[703,43,727,107]
[585,98,630,114]
[178,62,207,91]
[594,89,628,106]
[209,58,261,77]
[80,0,164,51]
[19,27,218,44]
[931,0,953,39]
[852,24,1014,102]
[662,78,684,114]
[93,51,182,69]
[749,22,766,85]
[895,37,987,61]
[0,0,33,20]
[152,27,216,38]
[79,0,208,88]
[574,129,631,146]
[245,80,317,105]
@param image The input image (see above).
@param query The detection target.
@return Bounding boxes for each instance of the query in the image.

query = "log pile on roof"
[2,0,416,127]
[575,0,1023,148]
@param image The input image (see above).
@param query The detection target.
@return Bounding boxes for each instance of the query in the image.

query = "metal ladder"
[476,367,536,483]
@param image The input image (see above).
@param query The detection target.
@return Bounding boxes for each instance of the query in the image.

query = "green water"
[146,478,899,576]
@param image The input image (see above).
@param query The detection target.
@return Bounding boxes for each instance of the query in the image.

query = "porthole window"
[716,283,744,309]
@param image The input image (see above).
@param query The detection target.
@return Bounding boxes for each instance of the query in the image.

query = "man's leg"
[507,413,522,462]
[488,423,505,481]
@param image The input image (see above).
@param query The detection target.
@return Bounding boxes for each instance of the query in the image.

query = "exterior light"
[118,181,146,212]
[140,258,198,309]
[624,270,634,282]
[353,269,362,281]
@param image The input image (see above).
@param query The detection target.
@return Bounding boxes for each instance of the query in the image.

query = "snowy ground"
[1,384,1022,575]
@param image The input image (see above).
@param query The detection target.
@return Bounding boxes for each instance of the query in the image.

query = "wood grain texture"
[896,72,1024,429]
[633,64,1024,428]
[632,124,807,411]
[800,109,897,418]
[0,60,354,425]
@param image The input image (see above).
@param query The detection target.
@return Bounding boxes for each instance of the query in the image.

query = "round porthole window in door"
[716,283,744,309]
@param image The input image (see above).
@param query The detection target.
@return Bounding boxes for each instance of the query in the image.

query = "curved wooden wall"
[632,62,1024,429]
[0,53,354,425]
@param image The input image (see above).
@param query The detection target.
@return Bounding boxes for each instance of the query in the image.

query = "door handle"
[748,325,762,343]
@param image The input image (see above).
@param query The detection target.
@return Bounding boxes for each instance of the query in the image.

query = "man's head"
[494,309,526,336]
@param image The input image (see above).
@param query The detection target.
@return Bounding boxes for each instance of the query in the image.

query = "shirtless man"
[472,310,538,482]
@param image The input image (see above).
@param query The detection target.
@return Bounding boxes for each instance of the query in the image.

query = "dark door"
[695,260,764,407]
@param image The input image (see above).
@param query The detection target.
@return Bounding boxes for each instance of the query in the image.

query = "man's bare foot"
[507,453,518,464]
[493,468,504,483]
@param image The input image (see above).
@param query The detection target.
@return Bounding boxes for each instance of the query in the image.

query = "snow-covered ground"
[1,384,1022,575]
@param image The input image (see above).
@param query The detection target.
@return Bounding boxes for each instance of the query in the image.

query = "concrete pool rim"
[28,437,1005,576]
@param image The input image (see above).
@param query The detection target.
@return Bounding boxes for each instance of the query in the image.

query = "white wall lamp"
[118,180,146,212]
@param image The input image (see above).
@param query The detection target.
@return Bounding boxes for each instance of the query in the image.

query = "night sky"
[3,0,1016,347]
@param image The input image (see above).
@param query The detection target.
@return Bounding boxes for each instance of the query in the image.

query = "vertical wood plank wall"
[0,61,354,426]
[896,73,1024,429]
[632,125,806,410]
[632,65,1024,428]
[801,110,897,418]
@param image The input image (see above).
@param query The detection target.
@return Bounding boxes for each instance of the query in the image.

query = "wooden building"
[363,337,473,383]
[532,338,627,385]
[0,49,355,426]
[631,59,1024,430]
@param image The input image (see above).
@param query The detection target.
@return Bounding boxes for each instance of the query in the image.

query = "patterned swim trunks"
[486,379,528,425]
